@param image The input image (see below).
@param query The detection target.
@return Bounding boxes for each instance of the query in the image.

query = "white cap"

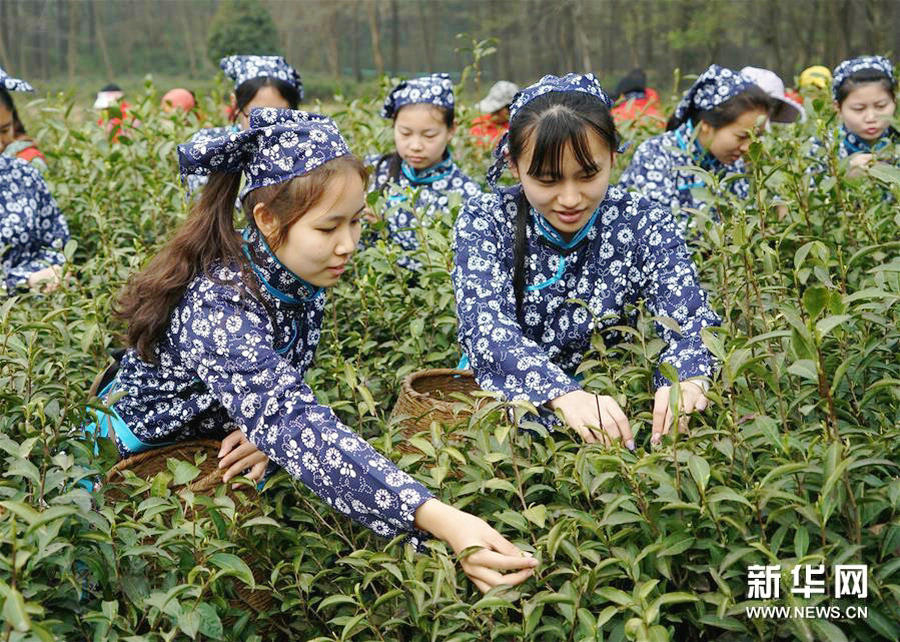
[740,66,805,123]
[476,81,520,114]
[93,90,124,110]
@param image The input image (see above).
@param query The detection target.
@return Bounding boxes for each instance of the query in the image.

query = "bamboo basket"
[389,369,483,454]
[104,439,273,613]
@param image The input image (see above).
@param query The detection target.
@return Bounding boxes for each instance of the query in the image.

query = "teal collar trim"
[242,227,322,304]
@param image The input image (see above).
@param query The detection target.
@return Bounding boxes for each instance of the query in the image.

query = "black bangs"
[526,109,601,181]
[508,91,617,181]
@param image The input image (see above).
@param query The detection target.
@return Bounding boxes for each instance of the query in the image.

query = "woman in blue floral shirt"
[1,156,68,293]
[369,74,481,265]
[453,74,720,448]
[102,108,536,592]
[619,65,772,233]
[821,56,898,174]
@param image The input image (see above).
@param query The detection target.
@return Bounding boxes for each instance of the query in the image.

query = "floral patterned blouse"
[618,122,751,233]
[110,226,432,544]
[452,183,719,422]
[0,156,68,293]
[368,152,481,263]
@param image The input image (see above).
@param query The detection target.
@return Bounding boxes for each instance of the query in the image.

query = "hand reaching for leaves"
[217,429,269,483]
[413,499,538,593]
[650,380,708,446]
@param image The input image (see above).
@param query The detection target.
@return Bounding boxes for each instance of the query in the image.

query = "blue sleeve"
[619,138,680,212]
[3,171,69,292]
[636,205,720,388]
[451,195,581,406]
[178,283,433,546]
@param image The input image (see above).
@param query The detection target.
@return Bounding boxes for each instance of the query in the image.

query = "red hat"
[161,88,195,113]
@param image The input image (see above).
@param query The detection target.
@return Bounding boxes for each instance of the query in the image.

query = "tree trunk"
[367,0,384,76]
[417,0,434,72]
[67,0,80,80]
[95,0,115,79]
[325,5,341,77]
[178,0,198,76]
[390,0,399,75]
[0,0,11,70]
[352,1,362,81]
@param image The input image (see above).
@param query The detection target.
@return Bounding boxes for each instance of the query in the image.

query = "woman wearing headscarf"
[0,66,47,172]
[368,73,481,267]
[453,73,719,448]
[619,65,772,232]
[1,156,69,294]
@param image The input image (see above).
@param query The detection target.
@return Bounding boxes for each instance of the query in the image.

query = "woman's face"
[0,102,15,151]
[837,83,896,142]
[393,104,454,170]
[237,85,290,130]
[698,108,767,165]
[510,131,615,242]
[254,168,366,288]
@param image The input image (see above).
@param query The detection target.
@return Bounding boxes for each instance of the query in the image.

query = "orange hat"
[161,88,195,113]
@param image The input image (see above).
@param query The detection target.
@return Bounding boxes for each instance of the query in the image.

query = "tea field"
[0,77,898,641]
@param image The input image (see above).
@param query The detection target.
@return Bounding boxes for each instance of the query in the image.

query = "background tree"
[206,0,280,66]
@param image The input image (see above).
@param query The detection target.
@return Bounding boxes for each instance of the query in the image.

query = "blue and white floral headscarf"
[486,73,615,188]
[670,64,756,130]
[178,108,351,199]
[832,56,895,101]
[381,73,455,119]
[219,55,303,99]
[0,66,33,93]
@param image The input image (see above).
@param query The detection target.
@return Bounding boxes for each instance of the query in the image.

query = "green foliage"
[206,0,280,67]
[1,69,898,641]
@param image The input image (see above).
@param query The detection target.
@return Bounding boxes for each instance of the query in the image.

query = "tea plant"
[0,76,897,641]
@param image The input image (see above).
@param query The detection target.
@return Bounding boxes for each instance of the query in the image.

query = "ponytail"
[116,172,244,363]
[512,191,529,325]
[375,152,402,195]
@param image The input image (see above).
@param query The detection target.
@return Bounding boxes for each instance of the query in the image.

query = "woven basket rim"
[400,368,477,400]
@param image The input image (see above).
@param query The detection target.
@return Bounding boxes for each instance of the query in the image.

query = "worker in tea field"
[739,67,805,125]
[618,65,773,234]
[93,108,537,592]
[609,68,664,130]
[828,56,898,174]
[452,74,719,449]
[368,73,481,267]
[185,55,303,196]
[469,80,519,148]
[0,156,69,294]
[0,66,48,172]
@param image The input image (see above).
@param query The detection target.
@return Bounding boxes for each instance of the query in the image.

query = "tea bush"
[0,76,897,641]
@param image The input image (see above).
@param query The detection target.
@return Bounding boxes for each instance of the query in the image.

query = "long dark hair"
[835,69,897,106]
[0,88,26,137]
[506,91,618,323]
[116,155,367,363]
[232,76,301,123]
[375,103,455,193]
[665,85,773,131]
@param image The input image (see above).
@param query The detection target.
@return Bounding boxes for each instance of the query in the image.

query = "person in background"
[798,65,833,97]
[161,88,196,114]
[618,65,772,232]
[369,73,481,267]
[0,66,47,172]
[185,55,302,197]
[829,55,898,174]
[453,74,719,448]
[469,80,519,148]
[1,156,69,294]
[610,68,663,129]
[740,67,805,124]
[100,108,537,592]
[94,83,131,142]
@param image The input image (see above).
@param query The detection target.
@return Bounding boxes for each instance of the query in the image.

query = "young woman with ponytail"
[619,65,773,233]
[95,108,536,593]
[452,74,720,449]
